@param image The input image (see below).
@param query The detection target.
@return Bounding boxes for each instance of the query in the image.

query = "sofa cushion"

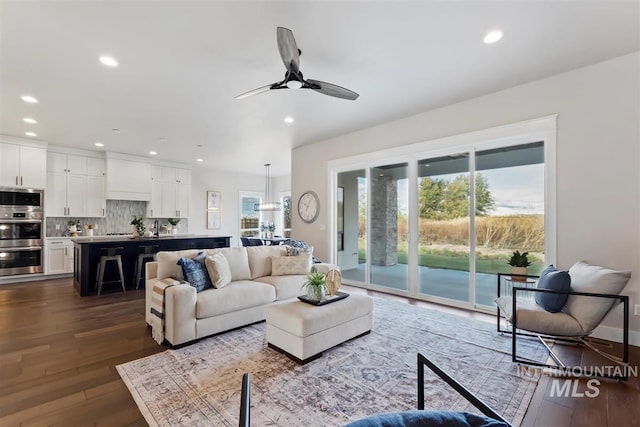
[253,274,308,300]
[535,265,571,312]
[205,252,232,289]
[285,245,313,256]
[196,280,276,318]
[495,296,584,336]
[271,254,312,275]
[564,261,631,333]
[247,245,287,279]
[156,249,201,280]
[177,254,212,292]
[209,247,252,281]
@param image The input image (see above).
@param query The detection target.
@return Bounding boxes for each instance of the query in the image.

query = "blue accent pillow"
[177,252,212,292]
[535,265,571,312]
[345,410,510,427]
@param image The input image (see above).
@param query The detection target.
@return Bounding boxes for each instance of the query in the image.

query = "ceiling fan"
[235,27,359,101]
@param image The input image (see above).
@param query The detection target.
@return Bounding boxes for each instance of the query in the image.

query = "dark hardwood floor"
[0,278,638,426]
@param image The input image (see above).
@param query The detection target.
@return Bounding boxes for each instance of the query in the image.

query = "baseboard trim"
[590,325,640,347]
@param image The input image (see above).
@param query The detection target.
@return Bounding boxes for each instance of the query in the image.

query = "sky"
[396,163,544,216]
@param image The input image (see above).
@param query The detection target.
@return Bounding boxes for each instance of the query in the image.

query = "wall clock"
[298,191,320,223]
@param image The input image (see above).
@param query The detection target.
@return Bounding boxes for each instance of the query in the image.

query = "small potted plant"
[130,215,146,237]
[267,222,276,239]
[508,250,531,282]
[168,218,180,235]
[302,271,326,301]
[260,222,267,239]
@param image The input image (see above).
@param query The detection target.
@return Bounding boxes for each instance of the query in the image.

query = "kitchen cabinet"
[45,239,74,275]
[0,142,47,188]
[105,157,152,201]
[147,167,190,218]
[45,152,106,217]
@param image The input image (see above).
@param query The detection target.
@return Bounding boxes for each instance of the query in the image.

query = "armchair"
[495,261,631,380]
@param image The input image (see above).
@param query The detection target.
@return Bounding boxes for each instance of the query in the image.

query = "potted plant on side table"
[302,271,327,301]
[508,250,531,282]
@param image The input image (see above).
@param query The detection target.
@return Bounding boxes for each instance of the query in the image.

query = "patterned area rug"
[117,298,545,426]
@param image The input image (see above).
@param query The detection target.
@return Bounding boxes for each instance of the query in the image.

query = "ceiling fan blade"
[235,84,275,100]
[305,79,359,100]
[277,27,300,74]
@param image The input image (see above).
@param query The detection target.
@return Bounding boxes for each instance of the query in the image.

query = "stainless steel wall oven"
[0,188,44,276]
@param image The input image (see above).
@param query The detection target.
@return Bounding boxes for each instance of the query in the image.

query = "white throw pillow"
[205,253,232,289]
[563,261,631,333]
[271,254,312,276]
[156,249,200,280]
[285,245,313,256]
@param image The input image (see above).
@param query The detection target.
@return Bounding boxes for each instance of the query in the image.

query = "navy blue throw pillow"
[177,252,212,292]
[535,265,571,312]
[345,410,510,427]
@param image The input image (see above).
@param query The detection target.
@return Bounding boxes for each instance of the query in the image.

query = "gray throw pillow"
[563,261,631,333]
[535,265,571,312]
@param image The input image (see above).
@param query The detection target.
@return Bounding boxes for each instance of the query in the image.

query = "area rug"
[117,298,546,426]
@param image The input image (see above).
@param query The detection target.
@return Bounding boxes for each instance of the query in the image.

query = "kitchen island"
[73,235,230,296]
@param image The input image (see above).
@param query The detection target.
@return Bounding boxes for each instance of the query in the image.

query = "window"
[281,193,292,238]
[239,192,261,237]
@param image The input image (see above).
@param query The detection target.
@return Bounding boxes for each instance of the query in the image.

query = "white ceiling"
[1,1,638,176]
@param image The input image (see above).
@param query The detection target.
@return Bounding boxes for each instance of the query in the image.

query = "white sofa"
[145,245,333,346]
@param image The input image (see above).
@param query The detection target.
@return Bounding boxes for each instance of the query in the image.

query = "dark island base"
[73,236,230,296]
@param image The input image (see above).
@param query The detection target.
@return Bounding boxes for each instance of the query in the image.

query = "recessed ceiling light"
[159,137,167,142]
[99,55,119,67]
[196,158,204,163]
[23,117,37,124]
[149,151,157,155]
[25,132,37,137]
[112,128,121,133]
[284,116,294,124]
[483,30,503,44]
[21,95,38,103]
[196,144,204,148]
[94,142,104,147]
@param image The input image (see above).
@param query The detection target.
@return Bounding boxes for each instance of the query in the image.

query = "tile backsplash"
[45,200,188,237]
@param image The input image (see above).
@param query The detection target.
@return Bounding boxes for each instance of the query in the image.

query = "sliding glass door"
[337,170,367,283]
[474,142,545,307]
[332,117,554,312]
[369,163,408,292]
[416,153,471,303]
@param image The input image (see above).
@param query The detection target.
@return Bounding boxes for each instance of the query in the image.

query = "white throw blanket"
[150,278,183,345]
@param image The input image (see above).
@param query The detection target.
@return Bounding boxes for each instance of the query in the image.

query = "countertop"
[69,234,228,244]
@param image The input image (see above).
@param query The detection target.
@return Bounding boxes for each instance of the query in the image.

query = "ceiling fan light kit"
[236,27,359,101]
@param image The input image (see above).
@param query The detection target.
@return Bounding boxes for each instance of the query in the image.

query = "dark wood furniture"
[73,235,230,296]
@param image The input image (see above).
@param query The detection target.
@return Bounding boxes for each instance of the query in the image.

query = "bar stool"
[134,244,159,289]
[96,247,126,295]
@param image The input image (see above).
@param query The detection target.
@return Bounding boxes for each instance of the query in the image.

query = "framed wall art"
[207,191,221,210]
[207,210,221,229]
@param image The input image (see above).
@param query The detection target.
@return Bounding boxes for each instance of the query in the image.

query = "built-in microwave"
[0,188,43,210]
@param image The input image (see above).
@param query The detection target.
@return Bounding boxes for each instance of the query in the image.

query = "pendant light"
[254,163,281,211]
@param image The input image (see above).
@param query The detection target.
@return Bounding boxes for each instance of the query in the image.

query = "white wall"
[188,167,292,246]
[292,52,640,337]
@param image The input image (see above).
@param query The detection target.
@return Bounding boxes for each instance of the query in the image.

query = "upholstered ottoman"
[266,293,373,364]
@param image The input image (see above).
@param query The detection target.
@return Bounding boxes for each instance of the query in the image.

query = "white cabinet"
[147,166,163,218]
[0,142,46,188]
[45,239,74,275]
[45,152,105,217]
[106,157,152,201]
[147,167,190,218]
